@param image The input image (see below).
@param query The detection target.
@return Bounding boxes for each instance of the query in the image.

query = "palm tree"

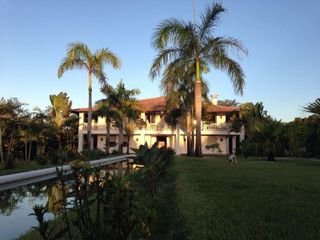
[95,100,119,154]
[304,98,320,116]
[161,61,209,155]
[101,81,140,154]
[58,42,121,150]
[150,2,247,156]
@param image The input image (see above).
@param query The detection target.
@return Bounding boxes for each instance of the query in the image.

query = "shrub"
[34,154,48,165]
[46,151,59,165]
[131,143,175,198]
[80,149,107,161]
[205,143,221,154]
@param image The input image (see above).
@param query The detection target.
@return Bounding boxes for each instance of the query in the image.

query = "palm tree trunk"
[28,142,32,162]
[118,123,123,154]
[24,136,28,162]
[88,72,93,150]
[186,111,193,156]
[127,135,130,154]
[194,56,202,157]
[106,119,110,154]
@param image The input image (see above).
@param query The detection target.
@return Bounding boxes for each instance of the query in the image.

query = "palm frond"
[67,42,93,62]
[209,53,245,95]
[201,37,248,57]
[149,48,184,79]
[94,48,121,69]
[152,18,193,49]
[199,3,225,40]
[304,98,320,115]
[57,57,87,78]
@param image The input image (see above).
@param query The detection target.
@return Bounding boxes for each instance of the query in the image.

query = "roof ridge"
[138,96,164,101]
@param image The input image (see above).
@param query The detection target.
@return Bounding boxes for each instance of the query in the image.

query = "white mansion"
[74,96,244,155]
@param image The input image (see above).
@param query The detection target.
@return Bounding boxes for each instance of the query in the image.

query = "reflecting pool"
[0,180,58,240]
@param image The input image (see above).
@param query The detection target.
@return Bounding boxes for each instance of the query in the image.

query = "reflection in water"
[48,184,68,213]
[0,180,57,240]
[0,168,122,239]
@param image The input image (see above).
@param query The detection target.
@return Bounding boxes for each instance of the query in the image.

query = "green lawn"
[168,156,320,240]
[0,161,56,176]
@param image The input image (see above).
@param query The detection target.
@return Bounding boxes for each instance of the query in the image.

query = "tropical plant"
[96,99,120,154]
[58,42,121,150]
[131,143,175,197]
[304,98,320,116]
[100,81,140,154]
[29,204,68,240]
[150,2,247,156]
[49,92,72,149]
[124,118,146,154]
[49,163,140,240]
[255,119,285,161]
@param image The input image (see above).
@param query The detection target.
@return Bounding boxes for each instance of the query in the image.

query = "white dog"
[227,152,237,164]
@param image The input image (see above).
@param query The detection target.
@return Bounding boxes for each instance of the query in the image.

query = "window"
[146,113,156,123]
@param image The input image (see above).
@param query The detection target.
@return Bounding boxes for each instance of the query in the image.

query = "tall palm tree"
[161,61,209,155]
[150,2,247,156]
[58,42,121,149]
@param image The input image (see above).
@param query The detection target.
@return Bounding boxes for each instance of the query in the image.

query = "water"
[0,180,57,240]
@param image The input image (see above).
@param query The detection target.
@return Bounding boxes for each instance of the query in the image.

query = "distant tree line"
[230,98,320,160]
[0,93,78,169]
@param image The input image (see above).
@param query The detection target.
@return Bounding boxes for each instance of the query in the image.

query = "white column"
[232,136,237,153]
[175,123,181,154]
[141,132,145,146]
[78,132,83,152]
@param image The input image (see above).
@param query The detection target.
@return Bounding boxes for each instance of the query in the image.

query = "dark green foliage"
[54,162,140,240]
[304,98,320,115]
[35,154,48,165]
[237,139,256,158]
[46,151,59,165]
[164,108,182,128]
[131,143,175,198]
[80,149,107,161]
[231,102,320,159]
[29,204,68,240]
[217,99,239,106]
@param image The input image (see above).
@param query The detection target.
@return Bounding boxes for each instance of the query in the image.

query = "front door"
[156,136,167,148]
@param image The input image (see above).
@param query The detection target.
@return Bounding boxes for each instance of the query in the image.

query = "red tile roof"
[72,96,239,113]
[206,105,239,113]
[138,96,165,112]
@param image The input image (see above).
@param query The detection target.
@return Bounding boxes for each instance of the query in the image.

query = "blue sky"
[0,0,319,122]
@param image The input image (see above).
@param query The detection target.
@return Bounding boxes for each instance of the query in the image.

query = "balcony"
[80,122,231,134]
[202,123,230,132]
[81,123,117,131]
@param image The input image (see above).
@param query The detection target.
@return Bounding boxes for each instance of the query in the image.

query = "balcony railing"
[81,122,230,133]
[202,123,230,132]
[148,123,174,131]
[82,124,117,131]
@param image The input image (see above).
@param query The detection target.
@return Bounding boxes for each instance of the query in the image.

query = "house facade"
[73,96,244,155]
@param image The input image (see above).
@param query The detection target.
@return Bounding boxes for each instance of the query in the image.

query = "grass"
[0,161,56,176]
[168,156,320,239]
